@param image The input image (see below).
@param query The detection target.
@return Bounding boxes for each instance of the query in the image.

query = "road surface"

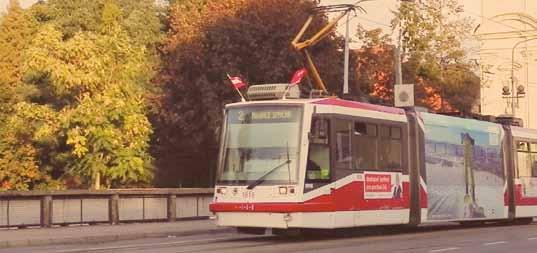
[4,222,537,253]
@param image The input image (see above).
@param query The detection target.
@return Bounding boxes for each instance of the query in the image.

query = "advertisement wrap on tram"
[421,113,505,221]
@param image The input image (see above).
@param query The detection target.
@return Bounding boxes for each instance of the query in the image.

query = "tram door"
[305,117,331,192]
[331,119,357,226]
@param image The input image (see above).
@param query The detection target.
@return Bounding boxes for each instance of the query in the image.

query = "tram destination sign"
[228,106,300,124]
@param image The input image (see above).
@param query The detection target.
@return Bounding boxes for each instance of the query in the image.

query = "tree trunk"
[92,171,101,190]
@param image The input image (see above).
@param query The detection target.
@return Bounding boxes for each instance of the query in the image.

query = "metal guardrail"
[0,188,214,228]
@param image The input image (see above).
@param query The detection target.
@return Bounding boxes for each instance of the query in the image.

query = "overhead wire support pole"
[395,0,407,86]
[510,36,537,116]
[395,24,403,86]
[343,12,350,94]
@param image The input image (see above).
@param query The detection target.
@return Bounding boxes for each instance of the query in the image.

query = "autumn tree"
[354,28,396,105]
[0,102,61,191]
[355,0,479,112]
[0,0,38,118]
[0,0,54,191]
[154,0,353,187]
[354,27,447,109]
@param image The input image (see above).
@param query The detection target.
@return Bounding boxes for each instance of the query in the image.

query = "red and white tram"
[209,84,537,233]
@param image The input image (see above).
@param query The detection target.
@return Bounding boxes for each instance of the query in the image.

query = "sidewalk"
[0,219,232,248]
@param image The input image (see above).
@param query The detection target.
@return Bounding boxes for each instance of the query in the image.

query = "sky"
[0,0,35,12]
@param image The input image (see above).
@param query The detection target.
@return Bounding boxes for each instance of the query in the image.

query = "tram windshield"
[217,105,302,185]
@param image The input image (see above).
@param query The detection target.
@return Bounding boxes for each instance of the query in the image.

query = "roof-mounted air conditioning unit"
[247,83,300,100]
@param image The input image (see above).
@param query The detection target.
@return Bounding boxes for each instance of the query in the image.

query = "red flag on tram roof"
[289,68,308,85]
[227,74,247,89]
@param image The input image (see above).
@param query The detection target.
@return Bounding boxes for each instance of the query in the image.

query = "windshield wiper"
[286,142,291,183]
[246,159,291,190]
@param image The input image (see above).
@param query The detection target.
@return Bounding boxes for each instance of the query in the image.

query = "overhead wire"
[320,1,532,41]
[464,9,529,38]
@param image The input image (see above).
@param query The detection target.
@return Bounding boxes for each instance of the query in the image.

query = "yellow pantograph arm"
[292,11,349,51]
[304,49,327,92]
[291,15,314,47]
[291,10,350,92]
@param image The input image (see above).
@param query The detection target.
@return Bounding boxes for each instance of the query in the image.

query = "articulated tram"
[209,84,537,234]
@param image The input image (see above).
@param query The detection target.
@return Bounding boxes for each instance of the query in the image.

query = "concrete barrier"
[0,188,213,228]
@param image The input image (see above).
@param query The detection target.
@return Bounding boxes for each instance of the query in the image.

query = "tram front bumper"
[215,212,290,228]
[213,211,337,229]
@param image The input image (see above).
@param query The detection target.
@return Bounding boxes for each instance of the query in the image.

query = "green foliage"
[355,0,480,113]
[45,0,163,48]
[392,0,479,112]
[0,0,161,190]
[64,92,153,188]
[45,0,104,39]
[153,0,354,187]
[22,1,155,189]
[115,0,164,49]
[441,63,480,111]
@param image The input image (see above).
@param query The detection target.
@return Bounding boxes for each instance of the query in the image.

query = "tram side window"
[334,119,352,169]
[531,143,537,177]
[436,143,446,155]
[307,118,331,181]
[352,122,377,171]
[517,142,532,178]
[378,126,403,171]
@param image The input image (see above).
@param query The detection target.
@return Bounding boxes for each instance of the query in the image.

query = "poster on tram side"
[364,171,403,200]
[421,112,505,221]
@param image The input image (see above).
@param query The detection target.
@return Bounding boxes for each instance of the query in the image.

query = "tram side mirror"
[215,126,221,142]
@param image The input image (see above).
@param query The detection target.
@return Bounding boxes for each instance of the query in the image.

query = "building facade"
[477,0,537,128]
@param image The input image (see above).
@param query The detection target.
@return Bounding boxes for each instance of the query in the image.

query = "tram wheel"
[513,218,533,225]
[272,228,302,237]
[237,227,266,235]
[459,220,486,227]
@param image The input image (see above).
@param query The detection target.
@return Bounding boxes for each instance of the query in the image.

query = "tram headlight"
[217,187,227,195]
[284,213,292,222]
[279,186,288,195]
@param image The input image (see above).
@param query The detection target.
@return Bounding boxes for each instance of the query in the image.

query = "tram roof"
[226,98,406,116]
[511,126,537,140]
[312,98,406,115]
